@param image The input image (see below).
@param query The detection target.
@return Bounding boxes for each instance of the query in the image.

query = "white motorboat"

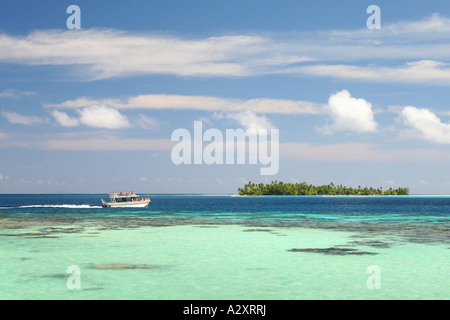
[101,192,151,208]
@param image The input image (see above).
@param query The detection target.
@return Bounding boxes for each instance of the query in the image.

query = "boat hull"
[102,200,150,208]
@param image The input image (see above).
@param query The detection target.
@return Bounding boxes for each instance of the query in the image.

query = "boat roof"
[110,192,140,198]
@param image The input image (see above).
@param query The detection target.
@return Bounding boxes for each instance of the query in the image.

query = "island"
[238,181,409,196]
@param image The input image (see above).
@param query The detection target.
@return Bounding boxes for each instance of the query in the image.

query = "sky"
[1,0,450,194]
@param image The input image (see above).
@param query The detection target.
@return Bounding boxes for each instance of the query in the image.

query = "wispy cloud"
[298,60,450,85]
[0,29,311,80]
[40,138,175,151]
[45,94,322,114]
[135,114,160,130]
[327,13,450,41]
[0,89,38,99]
[280,142,450,162]
[5,128,450,165]
[2,14,450,83]
[1,110,48,125]
[398,12,450,33]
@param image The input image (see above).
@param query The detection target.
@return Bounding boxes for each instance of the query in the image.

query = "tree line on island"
[238,181,410,196]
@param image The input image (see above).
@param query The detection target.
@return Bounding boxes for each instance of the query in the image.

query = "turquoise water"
[0,195,448,299]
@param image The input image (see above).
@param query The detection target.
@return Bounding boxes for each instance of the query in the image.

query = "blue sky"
[1,0,450,194]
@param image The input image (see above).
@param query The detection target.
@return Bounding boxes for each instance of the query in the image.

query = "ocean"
[0,194,448,300]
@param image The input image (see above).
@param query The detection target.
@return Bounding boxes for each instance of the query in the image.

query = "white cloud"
[77,105,131,129]
[319,90,377,134]
[1,110,48,125]
[0,174,3,181]
[401,106,450,144]
[225,110,275,131]
[52,110,79,127]
[52,107,156,130]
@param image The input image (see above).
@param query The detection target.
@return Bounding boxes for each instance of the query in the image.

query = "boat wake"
[18,204,102,209]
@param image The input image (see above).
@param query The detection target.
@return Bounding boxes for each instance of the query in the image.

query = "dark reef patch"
[288,247,378,255]
[91,263,156,270]
[344,240,391,248]
[243,228,274,232]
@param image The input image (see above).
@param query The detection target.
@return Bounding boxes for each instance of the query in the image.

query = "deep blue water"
[1,194,449,224]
